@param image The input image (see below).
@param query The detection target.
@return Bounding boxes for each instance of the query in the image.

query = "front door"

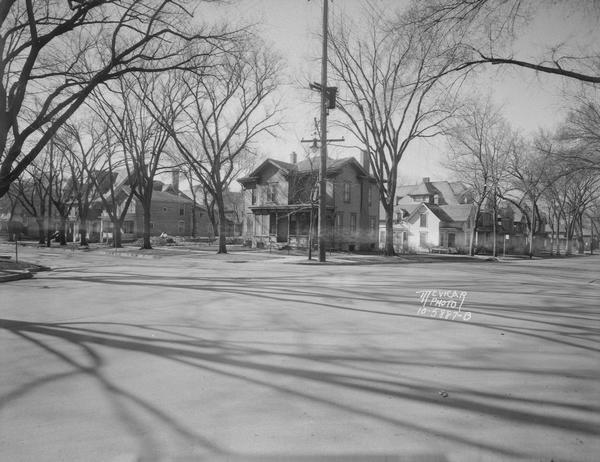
[277,214,288,242]
[448,232,456,247]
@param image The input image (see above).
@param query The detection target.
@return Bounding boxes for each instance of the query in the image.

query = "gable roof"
[439,204,473,222]
[409,181,439,197]
[239,155,373,186]
[396,179,472,206]
[405,203,471,225]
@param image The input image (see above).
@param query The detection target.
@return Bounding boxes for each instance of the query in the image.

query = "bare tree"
[563,171,600,254]
[558,96,600,170]
[445,98,513,255]
[94,73,175,249]
[542,161,570,256]
[0,183,20,237]
[47,142,73,245]
[412,0,600,83]
[159,41,282,254]
[87,122,137,249]
[55,119,111,246]
[501,141,555,257]
[0,0,232,198]
[328,5,463,256]
[12,149,54,244]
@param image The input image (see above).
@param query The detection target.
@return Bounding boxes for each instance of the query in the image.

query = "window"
[343,182,351,203]
[179,205,185,216]
[269,213,277,234]
[369,216,376,231]
[419,212,427,228]
[251,188,257,205]
[350,213,357,232]
[178,221,185,233]
[123,221,134,234]
[267,183,278,202]
[298,213,310,234]
[368,186,373,206]
[420,231,428,247]
[335,213,343,232]
[289,214,297,235]
[246,215,254,234]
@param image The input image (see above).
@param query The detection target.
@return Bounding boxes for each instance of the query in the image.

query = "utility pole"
[46,139,54,247]
[318,0,329,262]
[301,118,343,261]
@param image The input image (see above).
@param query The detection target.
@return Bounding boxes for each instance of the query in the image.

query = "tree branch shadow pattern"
[1,312,598,460]
[2,260,599,460]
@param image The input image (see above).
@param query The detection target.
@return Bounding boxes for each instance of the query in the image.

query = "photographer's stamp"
[416,289,471,321]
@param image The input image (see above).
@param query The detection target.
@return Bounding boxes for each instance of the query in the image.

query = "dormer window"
[433,194,439,205]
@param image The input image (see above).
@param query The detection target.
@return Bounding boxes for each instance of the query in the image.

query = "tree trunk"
[469,208,482,256]
[577,214,585,254]
[555,218,561,256]
[79,222,88,246]
[565,219,573,255]
[492,202,497,257]
[216,192,227,254]
[142,198,152,249]
[191,206,197,238]
[113,219,123,248]
[58,217,67,245]
[384,203,395,256]
[36,218,45,244]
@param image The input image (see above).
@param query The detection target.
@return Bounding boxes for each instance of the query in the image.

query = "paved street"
[1,244,599,462]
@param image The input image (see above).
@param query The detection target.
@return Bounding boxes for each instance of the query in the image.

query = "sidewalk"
[0,248,51,282]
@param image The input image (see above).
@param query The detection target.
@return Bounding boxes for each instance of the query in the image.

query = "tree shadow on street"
[1,316,598,460]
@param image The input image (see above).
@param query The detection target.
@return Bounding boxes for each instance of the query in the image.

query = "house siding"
[239,157,379,251]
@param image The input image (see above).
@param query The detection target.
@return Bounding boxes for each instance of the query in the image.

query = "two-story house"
[238,152,379,251]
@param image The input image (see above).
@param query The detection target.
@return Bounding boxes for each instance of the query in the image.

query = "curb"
[0,270,34,282]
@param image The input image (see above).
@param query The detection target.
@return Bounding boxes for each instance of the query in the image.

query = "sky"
[199,0,599,188]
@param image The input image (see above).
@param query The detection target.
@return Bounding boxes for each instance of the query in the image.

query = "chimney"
[290,151,297,164]
[361,150,370,174]
[172,169,180,193]
[423,177,430,184]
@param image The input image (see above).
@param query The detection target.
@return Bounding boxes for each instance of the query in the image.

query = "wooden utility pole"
[318,0,329,262]
[301,118,343,261]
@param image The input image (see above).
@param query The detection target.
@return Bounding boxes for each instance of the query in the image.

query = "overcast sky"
[201,0,598,187]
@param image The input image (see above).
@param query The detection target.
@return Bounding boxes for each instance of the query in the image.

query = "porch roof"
[249,203,334,214]
[249,203,312,214]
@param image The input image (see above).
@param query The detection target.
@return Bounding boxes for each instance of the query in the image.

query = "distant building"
[380,177,553,254]
[238,152,379,251]
[97,170,211,241]
[381,177,475,253]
